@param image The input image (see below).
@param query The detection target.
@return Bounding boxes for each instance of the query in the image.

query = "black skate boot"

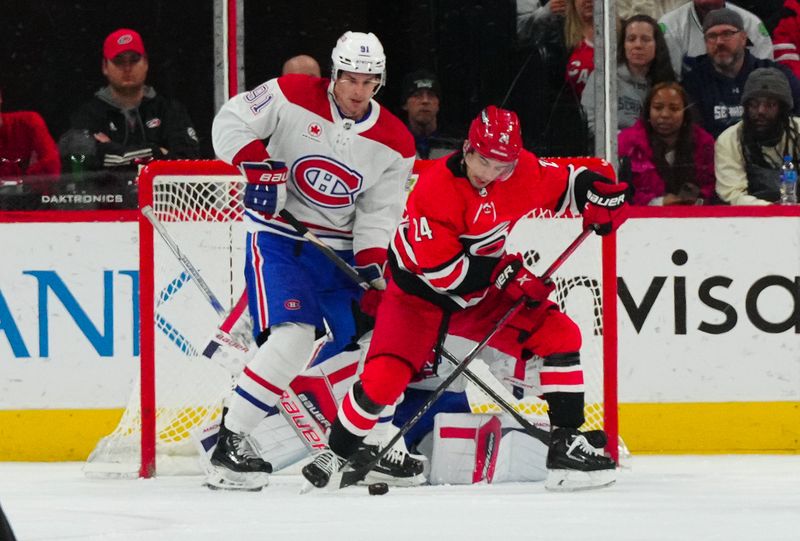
[301,447,347,491]
[545,427,616,492]
[205,424,272,491]
[360,444,426,487]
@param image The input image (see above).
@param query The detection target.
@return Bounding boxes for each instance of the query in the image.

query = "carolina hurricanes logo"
[292,155,363,208]
[460,221,511,257]
[145,118,161,128]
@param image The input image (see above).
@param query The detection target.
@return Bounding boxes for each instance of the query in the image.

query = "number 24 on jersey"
[413,217,433,241]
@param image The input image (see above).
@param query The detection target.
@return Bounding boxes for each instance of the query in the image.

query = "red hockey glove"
[240,160,289,217]
[492,254,555,304]
[582,181,629,236]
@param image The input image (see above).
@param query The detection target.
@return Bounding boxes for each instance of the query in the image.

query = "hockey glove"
[582,181,629,236]
[241,160,289,217]
[492,254,554,304]
[355,262,387,318]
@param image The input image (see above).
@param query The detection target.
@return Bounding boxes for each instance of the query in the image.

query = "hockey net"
[84,158,621,478]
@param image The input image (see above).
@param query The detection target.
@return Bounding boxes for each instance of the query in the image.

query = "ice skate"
[300,447,347,492]
[545,427,616,492]
[204,424,272,491]
[360,443,426,487]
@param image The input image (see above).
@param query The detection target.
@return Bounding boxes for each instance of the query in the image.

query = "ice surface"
[2,455,798,541]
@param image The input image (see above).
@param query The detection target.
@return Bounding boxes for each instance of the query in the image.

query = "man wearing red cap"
[301,106,628,492]
[60,28,199,171]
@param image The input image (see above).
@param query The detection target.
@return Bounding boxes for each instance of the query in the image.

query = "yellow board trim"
[0,409,124,461]
[620,402,800,454]
[0,402,798,461]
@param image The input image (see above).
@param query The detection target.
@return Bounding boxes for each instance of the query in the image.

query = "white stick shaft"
[141,205,226,316]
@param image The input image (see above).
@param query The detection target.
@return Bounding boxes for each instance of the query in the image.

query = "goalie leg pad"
[225,322,315,434]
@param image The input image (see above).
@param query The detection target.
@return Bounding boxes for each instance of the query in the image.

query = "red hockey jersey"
[389,150,586,311]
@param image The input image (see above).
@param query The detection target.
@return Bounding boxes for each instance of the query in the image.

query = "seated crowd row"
[2,1,800,207]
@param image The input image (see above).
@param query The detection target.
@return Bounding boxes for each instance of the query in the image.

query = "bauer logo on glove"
[582,180,629,237]
[240,160,289,217]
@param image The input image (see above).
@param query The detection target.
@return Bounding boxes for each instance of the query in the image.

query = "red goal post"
[84,158,621,479]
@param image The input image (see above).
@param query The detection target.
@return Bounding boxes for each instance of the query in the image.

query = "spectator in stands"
[60,28,200,172]
[774,0,800,79]
[0,83,60,179]
[506,0,592,155]
[400,69,459,159]
[565,0,596,98]
[659,0,773,78]
[517,0,566,42]
[619,81,715,205]
[582,15,675,132]
[682,9,800,139]
[617,0,689,22]
[716,68,800,205]
[281,54,321,77]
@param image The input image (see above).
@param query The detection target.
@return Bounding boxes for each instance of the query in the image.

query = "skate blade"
[545,468,616,492]
[361,470,427,487]
[204,467,269,491]
[299,470,345,494]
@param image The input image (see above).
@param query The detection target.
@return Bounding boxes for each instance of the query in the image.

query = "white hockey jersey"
[212,74,415,257]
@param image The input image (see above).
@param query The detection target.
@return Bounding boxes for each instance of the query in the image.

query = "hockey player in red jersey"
[302,105,628,492]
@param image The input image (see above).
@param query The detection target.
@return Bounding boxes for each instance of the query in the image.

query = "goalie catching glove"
[240,160,289,217]
[492,254,555,305]
[582,179,629,236]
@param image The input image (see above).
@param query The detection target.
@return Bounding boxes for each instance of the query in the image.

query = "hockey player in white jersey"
[207,31,416,490]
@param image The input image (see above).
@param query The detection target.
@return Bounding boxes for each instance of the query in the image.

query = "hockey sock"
[329,380,385,458]
[225,322,315,434]
[363,395,401,446]
[540,352,585,428]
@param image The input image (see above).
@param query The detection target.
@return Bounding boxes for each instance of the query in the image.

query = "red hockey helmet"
[467,106,522,163]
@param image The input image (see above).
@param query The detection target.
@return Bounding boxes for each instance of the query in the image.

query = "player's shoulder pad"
[277,74,333,122]
[360,107,416,159]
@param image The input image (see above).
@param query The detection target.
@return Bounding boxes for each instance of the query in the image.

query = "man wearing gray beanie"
[682,8,800,138]
[659,1,773,78]
[715,67,800,205]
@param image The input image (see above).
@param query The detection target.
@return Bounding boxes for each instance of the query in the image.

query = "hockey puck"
[368,482,389,495]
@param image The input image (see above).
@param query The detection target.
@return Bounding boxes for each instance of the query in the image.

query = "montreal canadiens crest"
[292,155,363,208]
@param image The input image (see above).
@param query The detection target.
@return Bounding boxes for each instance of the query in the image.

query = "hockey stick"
[278,210,371,290]
[142,205,227,315]
[276,209,592,486]
[437,348,551,444]
[338,296,528,488]
[141,205,331,456]
[338,230,590,488]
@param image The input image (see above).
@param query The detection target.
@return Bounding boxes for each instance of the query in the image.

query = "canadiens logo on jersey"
[292,155,363,208]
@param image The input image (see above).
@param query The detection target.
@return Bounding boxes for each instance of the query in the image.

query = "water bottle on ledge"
[780,155,797,205]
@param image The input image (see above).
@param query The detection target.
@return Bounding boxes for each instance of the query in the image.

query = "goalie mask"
[465,106,522,181]
[331,31,386,94]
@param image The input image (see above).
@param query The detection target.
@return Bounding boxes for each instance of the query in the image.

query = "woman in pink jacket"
[618,81,715,205]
